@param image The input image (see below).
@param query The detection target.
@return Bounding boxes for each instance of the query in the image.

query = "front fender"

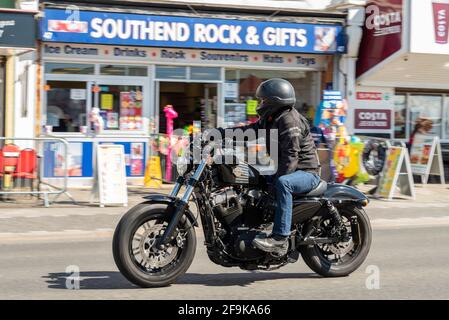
[142,193,198,227]
[323,183,369,208]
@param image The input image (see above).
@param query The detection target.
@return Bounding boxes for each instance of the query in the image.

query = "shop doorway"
[158,82,218,133]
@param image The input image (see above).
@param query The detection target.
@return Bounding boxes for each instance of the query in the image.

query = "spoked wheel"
[300,206,372,277]
[113,203,196,287]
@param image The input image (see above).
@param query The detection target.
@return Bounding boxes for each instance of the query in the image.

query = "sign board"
[354,109,391,130]
[356,0,403,77]
[376,146,415,200]
[144,156,163,188]
[246,100,258,116]
[70,89,86,100]
[96,144,128,207]
[411,0,449,55]
[224,82,239,99]
[40,9,345,54]
[0,12,36,48]
[409,134,445,184]
[41,43,329,71]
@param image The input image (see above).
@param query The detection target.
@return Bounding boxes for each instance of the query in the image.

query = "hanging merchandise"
[314,91,348,183]
[333,136,369,185]
[163,105,178,182]
[362,140,387,177]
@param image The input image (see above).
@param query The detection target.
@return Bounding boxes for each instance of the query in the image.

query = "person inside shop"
[215,78,320,256]
[408,118,433,150]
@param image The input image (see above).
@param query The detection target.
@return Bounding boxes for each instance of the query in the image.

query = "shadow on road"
[44,271,320,290]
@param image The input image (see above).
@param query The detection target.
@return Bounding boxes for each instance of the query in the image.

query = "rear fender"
[142,193,198,227]
[323,183,369,208]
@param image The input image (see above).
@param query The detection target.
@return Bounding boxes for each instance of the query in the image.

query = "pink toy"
[163,105,178,181]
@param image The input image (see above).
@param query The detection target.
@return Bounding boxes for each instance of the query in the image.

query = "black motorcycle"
[113,138,372,288]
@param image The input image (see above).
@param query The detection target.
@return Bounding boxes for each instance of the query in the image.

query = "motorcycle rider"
[217,78,320,256]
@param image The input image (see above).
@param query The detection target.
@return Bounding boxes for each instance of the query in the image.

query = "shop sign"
[356,0,403,78]
[0,12,36,48]
[40,9,345,54]
[356,92,383,100]
[410,0,449,54]
[224,82,238,99]
[42,43,329,70]
[354,109,391,130]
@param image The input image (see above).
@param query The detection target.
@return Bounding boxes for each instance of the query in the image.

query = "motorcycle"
[113,137,372,288]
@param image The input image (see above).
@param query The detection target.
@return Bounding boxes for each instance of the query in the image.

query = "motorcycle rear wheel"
[112,203,196,288]
[300,206,372,277]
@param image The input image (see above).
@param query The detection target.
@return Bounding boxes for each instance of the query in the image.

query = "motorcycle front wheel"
[113,203,196,288]
[300,206,372,277]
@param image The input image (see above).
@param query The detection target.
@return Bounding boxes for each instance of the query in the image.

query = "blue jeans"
[272,170,321,236]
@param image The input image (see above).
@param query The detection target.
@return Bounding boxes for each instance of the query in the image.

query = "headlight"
[176,155,189,175]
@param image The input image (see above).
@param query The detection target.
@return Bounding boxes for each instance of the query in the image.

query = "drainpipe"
[4,56,15,142]
[340,6,365,134]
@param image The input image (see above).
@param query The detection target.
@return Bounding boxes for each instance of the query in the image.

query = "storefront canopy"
[357,0,449,90]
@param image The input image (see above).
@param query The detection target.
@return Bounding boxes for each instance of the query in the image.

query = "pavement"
[0,183,448,299]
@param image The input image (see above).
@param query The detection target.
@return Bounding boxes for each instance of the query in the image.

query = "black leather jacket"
[225,106,319,179]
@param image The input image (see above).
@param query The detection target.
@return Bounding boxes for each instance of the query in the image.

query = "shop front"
[39,7,346,185]
[354,0,449,145]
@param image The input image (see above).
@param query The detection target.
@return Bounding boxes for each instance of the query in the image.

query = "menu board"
[120,90,143,130]
[96,144,128,207]
[409,134,445,184]
[376,147,403,198]
[376,146,415,200]
[410,134,437,175]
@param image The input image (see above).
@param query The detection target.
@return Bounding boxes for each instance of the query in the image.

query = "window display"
[97,85,144,131]
[225,69,317,126]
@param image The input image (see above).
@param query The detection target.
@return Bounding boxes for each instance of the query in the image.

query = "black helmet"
[255,78,296,119]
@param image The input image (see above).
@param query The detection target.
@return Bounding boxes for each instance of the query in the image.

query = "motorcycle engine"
[211,188,243,226]
[211,188,275,261]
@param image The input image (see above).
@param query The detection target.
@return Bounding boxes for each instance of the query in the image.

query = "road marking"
[371,216,449,229]
[0,210,123,219]
[1,216,449,243]
[0,228,115,243]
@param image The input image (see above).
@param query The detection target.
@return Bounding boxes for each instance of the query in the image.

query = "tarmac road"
[0,195,448,299]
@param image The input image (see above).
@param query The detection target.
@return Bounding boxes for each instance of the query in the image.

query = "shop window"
[190,67,221,81]
[45,63,94,75]
[409,95,443,138]
[224,69,312,127]
[393,94,407,139]
[97,85,144,131]
[100,65,147,76]
[46,81,87,133]
[155,65,186,80]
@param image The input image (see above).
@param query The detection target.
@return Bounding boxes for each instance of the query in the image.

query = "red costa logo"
[433,0,449,44]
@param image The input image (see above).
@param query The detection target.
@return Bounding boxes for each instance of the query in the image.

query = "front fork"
[157,160,207,248]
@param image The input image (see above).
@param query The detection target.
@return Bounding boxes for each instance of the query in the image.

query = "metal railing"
[0,137,75,207]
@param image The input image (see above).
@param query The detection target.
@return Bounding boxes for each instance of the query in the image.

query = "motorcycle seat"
[293,180,327,197]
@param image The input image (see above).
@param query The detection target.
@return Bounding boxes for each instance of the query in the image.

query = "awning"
[357,53,449,91]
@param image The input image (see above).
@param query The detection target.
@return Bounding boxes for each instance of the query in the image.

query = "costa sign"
[354,109,391,130]
[433,0,449,44]
[356,0,403,77]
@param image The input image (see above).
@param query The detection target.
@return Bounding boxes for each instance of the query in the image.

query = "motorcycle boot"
[252,234,289,256]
